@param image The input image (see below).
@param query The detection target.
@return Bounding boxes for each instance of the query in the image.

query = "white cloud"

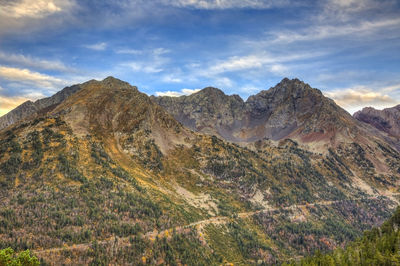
[271,17,400,44]
[153,48,170,55]
[115,49,143,55]
[155,88,200,97]
[325,87,398,114]
[162,75,182,83]
[239,85,261,94]
[0,0,76,36]
[210,55,263,73]
[0,52,75,73]
[123,62,164,73]
[181,88,200,94]
[206,52,322,75]
[165,0,292,9]
[320,0,393,22]
[0,0,64,18]
[380,83,400,93]
[84,42,108,51]
[0,66,66,89]
[269,64,288,75]
[119,47,171,74]
[213,77,234,88]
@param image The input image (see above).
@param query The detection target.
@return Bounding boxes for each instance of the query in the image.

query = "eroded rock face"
[153,78,360,146]
[151,87,246,141]
[0,84,82,130]
[354,105,400,138]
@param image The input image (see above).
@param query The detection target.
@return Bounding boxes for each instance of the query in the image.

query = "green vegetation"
[288,207,400,265]
[55,230,222,265]
[0,248,39,266]
[0,133,22,187]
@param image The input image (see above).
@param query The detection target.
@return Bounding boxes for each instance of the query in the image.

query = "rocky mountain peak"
[100,76,136,90]
[196,86,225,96]
[51,77,191,154]
[184,86,244,106]
[154,78,365,148]
[248,78,322,103]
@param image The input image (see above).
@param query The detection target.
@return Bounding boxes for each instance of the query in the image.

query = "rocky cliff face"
[244,78,358,143]
[0,84,82,130]
[154,78,370,150]
[151,87,246,141]
[354,105,400,139]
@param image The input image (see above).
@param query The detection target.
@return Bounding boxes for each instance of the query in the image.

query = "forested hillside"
[290,207,400,265]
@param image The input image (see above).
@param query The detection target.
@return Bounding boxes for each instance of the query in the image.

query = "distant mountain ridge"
[354,105,400,139]
[0,83,83,130]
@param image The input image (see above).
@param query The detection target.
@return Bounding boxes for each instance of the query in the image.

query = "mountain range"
[0,77,399,265]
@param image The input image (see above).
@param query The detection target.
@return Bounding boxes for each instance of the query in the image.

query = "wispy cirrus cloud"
[162,75,183,83]
[84,42,108,51]
[319,0,395,23]
[206,51,323,75]
[0,52,75,73]
[165,0,293,9]
[119,47,171,74]
[270,17,400,44]
[115,48,143,55]
[123,62,164,73]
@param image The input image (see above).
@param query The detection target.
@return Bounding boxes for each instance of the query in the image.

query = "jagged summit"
[154,77,358,147]
[153,85,246,140]
[247,78,323,105]
[101,76,136,89]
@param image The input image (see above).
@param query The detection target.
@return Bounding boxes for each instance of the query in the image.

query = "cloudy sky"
[0,0,399,115]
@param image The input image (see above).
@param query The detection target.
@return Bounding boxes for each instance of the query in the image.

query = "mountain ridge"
[0,82,84,131]
[354,105,400,139]
[153,78,387,154]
